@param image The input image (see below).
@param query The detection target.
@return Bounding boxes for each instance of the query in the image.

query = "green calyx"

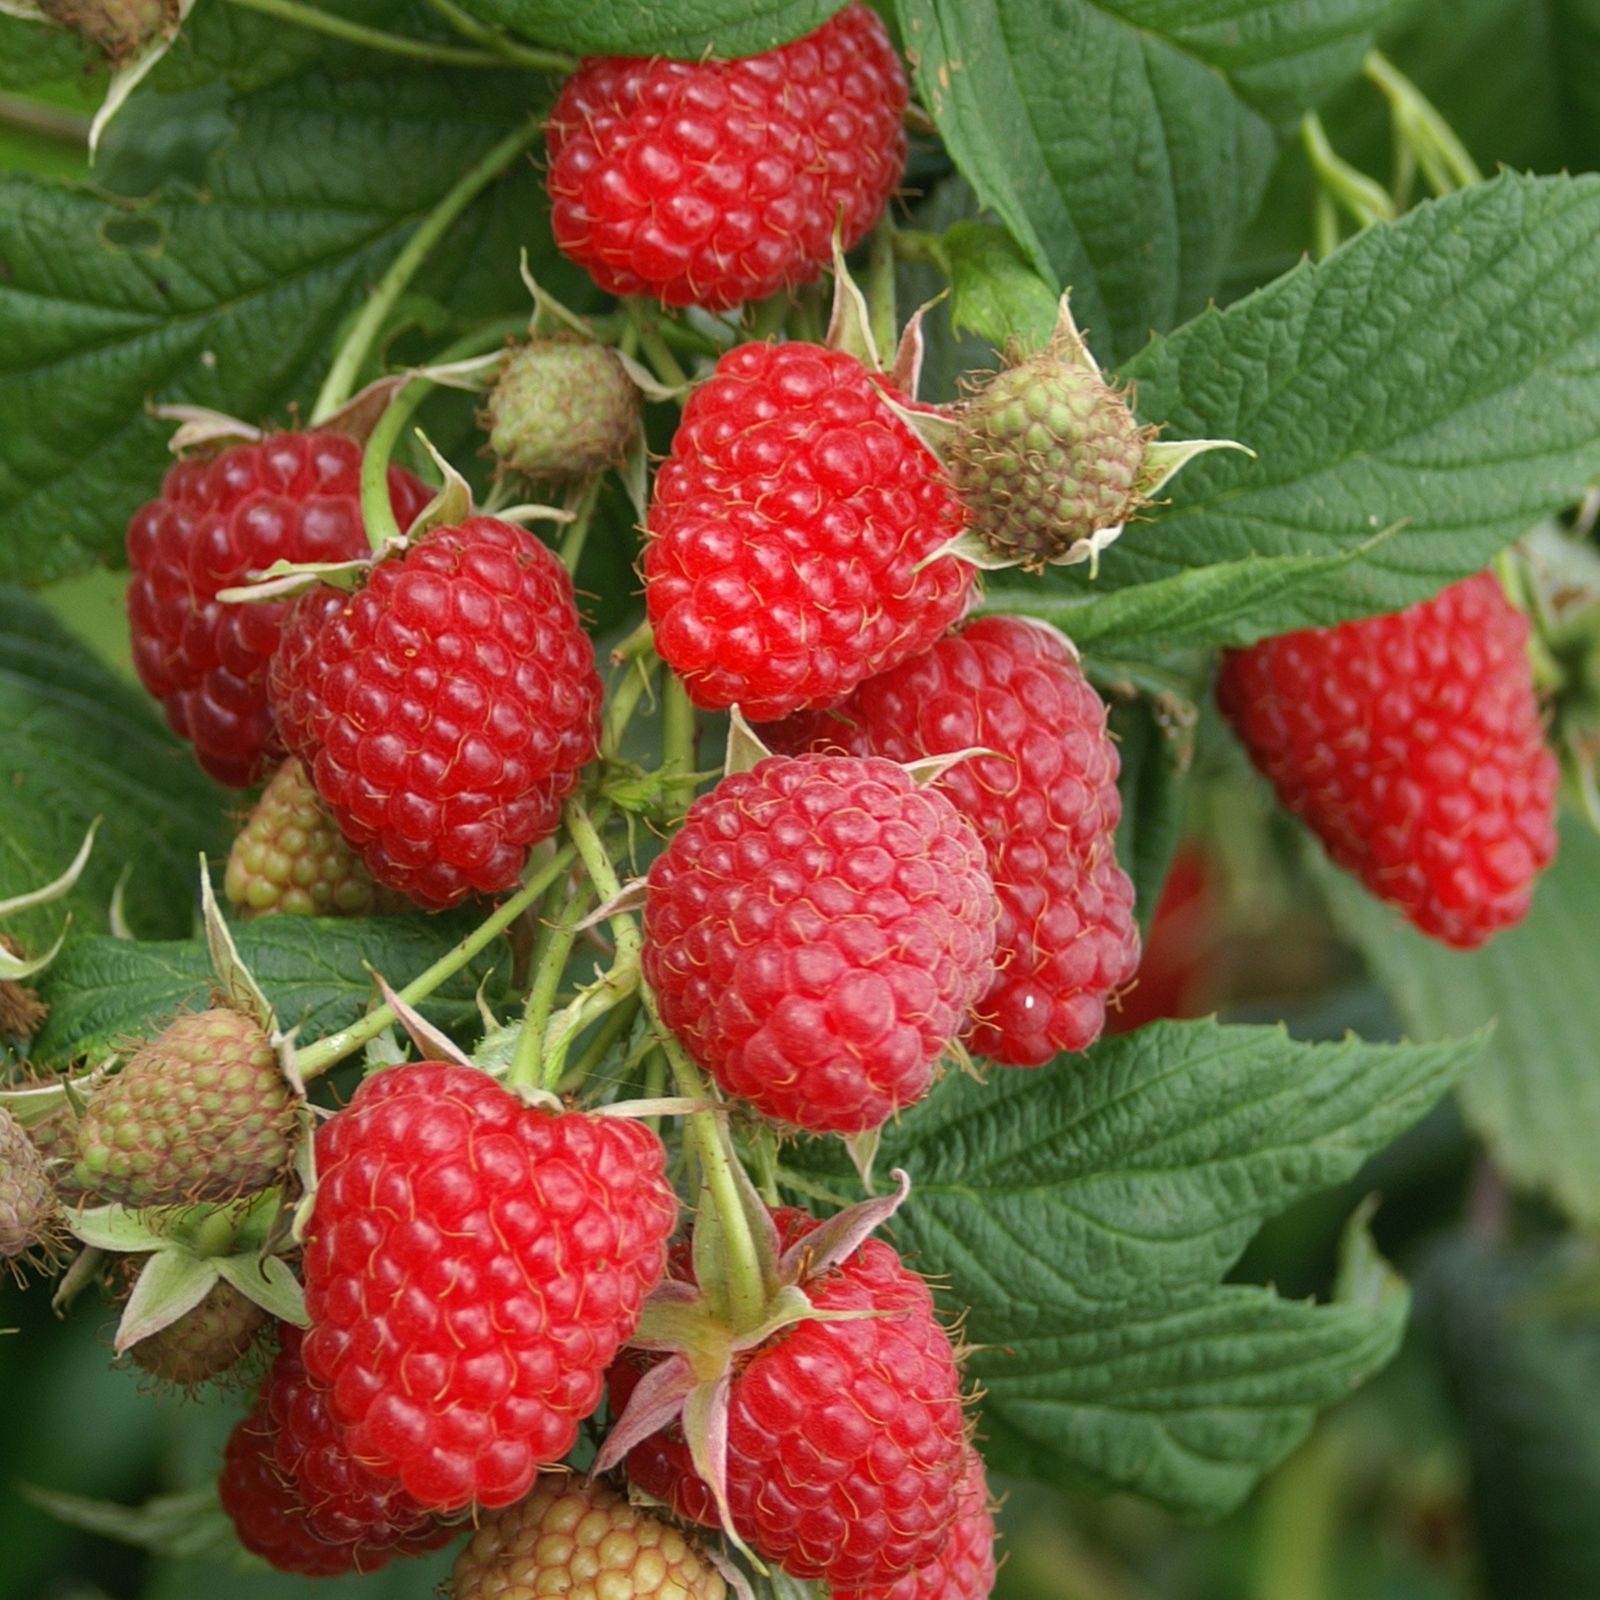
[36,0,175,59]
[485,337,641,483]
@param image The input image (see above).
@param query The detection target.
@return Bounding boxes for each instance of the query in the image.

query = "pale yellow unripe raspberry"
[451,1475,726,1600]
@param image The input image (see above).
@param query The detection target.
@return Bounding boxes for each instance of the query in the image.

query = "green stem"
[219,0,513,67]
[356,319,521,550]
[1312,189,1341,262]
[558,477,603,577]
[1301,111,1395,232]
[626,301,690,388]
[312,119,543,422]
[660,670,698,821]
[419,0,577,72]
[750,1127,782,1208]
[556,992,641,1095]
[744,293,792,344]
[866,219,898,365]
[565,799,764,1326]
[1363,50,1482,193]
[601,632,660,761]
[508,878,590,1093]
[294,842,577,1080]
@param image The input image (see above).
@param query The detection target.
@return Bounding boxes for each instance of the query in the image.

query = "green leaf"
[20,1485,244,1565]
[448,0,840,56]
[1420,1236,1600,1600]
[32,913,508,1063]
[898,0,1405,358]
[0,18,89,86]
[1321,812,1600,1232]
[1078,172,1600,637]
[0,587,228,945]
[943,222,1058,354]
[0,67,550,585]
[808,1018,1477,1514]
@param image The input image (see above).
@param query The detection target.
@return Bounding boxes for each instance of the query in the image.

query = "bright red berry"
[645,341,973,721]
[643,753,996,1133]
[545,2,907,310]
[269,516,603,909]
[609,1207,969,1588]
[126,431,431,787]
[301,1062,677,1512]
[1217,573,1558,948]
[771,615,1140,1066]
[219,1324,453,1576]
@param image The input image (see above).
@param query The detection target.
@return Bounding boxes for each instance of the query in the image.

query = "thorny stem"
[293,841,579,1081]
[312,119,543,422]
[419,0,577,72]
[220,0,517,68]
[564,799,767,1326]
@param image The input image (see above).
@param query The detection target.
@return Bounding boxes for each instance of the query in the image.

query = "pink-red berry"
[301,1062,677,1512]
[643,753,996,1133]
[609,1207,969,1588]
[126,431,431,787]
[546,2,907,310]
[219,1324,453,1576]
[771,615,1140,1065]
[1216,573,1558,948]
[270,516,603,910]
[646,341,973,721]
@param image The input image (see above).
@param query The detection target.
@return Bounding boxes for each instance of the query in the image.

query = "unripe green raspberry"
[124,1271,269,1389]
[950,348,1150,567]
[450,1474,726,1600]
[485,338,641,482]
[225,757,398,919]
[72,1008,294,1207]
[37,0,176,61]
[0,1106,66,1276]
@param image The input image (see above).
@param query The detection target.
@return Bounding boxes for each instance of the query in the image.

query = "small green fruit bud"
[484,338,641,482]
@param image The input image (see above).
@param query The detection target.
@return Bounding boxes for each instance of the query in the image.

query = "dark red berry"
[126,431,431,787]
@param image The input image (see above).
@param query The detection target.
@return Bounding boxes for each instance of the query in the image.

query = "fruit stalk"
[218,0,515,68]
[311,119,544,423]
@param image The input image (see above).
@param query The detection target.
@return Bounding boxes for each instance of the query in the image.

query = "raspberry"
[546,2,907,310]
[643,753,996,1133]
[609,1208,968,1588]
[1217,572,1559,948]
[485,338,640,482]
[224,757,399,918]
[125,1273,268,1389]
[838,1447,997,1600]
[770,615,1141,1066]
[301,1062,676,1512]
[219,1324,452,1575]
[450,1473,726,1600]
[0,1106,65,1277]
[71,1008,294,1207]
[269,517,604,910]
[646,341,973,720]
[126,431,432,787]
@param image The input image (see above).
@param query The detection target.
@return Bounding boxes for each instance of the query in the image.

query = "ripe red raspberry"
[770,615,1140,1066]
[269,517,603,909]
[546,2,907,310]
[646,341,973,720]
[643,753,996,1132]
[219,1324,452,1575]
[126,431,432,787]
[302,1062,677,1512]
[608,1207,968,1588]
[837,1447,997,1600]
[1216,573,1558,947]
